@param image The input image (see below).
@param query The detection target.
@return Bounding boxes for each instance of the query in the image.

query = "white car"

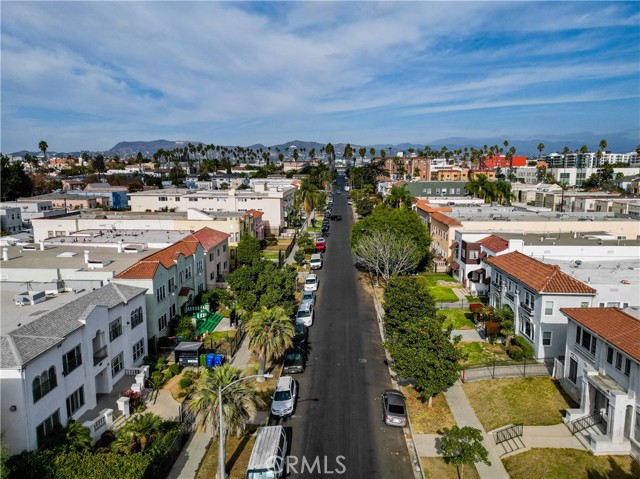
[347,199,353,205]
[296,302,314,327]
[304,274,319,292]
[271,376,298,417]
[300,290,315,309]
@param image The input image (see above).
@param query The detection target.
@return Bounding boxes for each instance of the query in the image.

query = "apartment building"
[560,308,640,459]
[0,200,59,226]
[128,183,295,235]
[0,283,148,454]
[451,233,510,294]
[485,251,596,360]
[0,206,22,234]
[382,156,431,181]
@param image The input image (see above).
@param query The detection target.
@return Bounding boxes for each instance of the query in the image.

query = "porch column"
[580,376,591,414]
[609,395,629,443]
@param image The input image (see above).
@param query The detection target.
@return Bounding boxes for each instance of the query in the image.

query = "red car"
[315,242,326,252]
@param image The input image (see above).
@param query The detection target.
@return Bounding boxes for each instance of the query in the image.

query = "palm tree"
[537,142,545,159]
[298,178,319,216]
[188,364,264,438]
[38,140,48,162]
[62,420,92,452]
[385,185,413,208]
[112,412,166,453]
[245,306,294,379]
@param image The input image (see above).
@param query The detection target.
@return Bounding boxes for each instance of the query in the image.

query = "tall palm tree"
[298,178,319,216]
[245,306,294,379]
[385,185,413,208]
[38,140,48,162]
[537,143,545,159]
[188,364,264,437]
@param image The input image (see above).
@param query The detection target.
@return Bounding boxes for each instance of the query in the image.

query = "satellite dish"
[574,260,582,268]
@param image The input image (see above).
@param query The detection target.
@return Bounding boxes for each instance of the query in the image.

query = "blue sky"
[1,1,639,153]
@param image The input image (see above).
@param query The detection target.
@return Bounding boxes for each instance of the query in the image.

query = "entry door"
[593,389,609,415]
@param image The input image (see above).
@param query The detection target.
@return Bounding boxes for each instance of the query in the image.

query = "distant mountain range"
[9,132,638,159]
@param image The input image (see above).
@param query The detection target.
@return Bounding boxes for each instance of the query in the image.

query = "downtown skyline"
[1,1,639,154]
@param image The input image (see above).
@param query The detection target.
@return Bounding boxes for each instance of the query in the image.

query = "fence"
[144,422,192,479]
[569,411,603,435]
[462,358,552,382]
[494,423,524,445]
[436,299,470,310]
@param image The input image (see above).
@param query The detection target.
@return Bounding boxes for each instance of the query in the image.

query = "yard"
[439,309,475,330]
[422,457,480,479]
[418,273,460,303]
[463,377,578,431]
[402,387,456,434]
[197,431,257,479]
[457,342,511,366]
[502,448,639,479]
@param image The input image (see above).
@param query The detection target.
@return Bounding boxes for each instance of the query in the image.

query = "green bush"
[512,335,535,359]
[150,371,165,388]
[155,357,167,369]
[178,376,193,389]
[507,346,524,361]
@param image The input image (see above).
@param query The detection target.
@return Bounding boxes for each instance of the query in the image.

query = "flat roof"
[466,231,640,247]
[542,258,640,287]
[43,228,192,245]
[447,205,636,223]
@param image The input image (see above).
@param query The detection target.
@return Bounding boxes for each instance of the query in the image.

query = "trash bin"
[205,353,216,367]
[213,354,225,367]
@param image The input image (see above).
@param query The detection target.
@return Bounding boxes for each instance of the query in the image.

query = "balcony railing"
[520,302,533,314]
[491,282,502,291]
[505,292,515,301]
[93,345,108,366]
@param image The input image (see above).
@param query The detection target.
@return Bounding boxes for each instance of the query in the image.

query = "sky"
[1,1,639,153]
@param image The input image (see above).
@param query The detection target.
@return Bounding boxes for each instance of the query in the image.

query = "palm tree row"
[464,174,513,205]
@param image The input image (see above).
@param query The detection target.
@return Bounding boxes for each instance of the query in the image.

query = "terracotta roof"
[115,260,159,279]
[247,209,264,218]
[450,261,460,271]
[486,251,596,294]
[478,235,509,253]
[560,308,640,361]
[416,202,453,214]
[429,211,462,226]
[191,227,229,250]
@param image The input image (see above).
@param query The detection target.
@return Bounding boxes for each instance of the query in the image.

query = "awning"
[449,261,460,271]
[468,268,486,280]
[450,241,459,249]
[479,251,487,260]
[179,287,192,297]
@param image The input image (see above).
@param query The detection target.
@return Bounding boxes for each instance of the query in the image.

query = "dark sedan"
[283,347,307,374]
[330,214,342,221]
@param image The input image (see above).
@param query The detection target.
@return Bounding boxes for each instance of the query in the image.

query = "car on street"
[296,302,314,326]
[315,241,326,253]
[283,346,306,374]
[324,210,331,218]
[321,222,330,232]
[330,214,342,221]
[310,252,323,268]
[316,237,326,244]
[293,323,309,344]
[300,291,315,309]
[381,389,407,427]
[304,274,319,292]
[347,199,353,205]
[271,376,298,417]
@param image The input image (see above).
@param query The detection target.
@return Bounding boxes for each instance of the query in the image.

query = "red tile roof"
[191,227,229,250]
[478,235,509,253]
[429,211,462,226]
[560,308,640,361]
[415,201,453,214]
[247,209,264,218]
[486,251,596,294]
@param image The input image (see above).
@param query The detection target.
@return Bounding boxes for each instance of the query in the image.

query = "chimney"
[39,240,45,251]
[84,250,90,263]
[2,248,8,261]
[117,240,124,253]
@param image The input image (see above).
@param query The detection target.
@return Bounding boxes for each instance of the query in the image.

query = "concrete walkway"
[452,327,484,342]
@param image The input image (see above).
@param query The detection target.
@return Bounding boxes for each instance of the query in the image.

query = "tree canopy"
[236,234,262,265]
[1,155,34,201]
[439,425,490,479]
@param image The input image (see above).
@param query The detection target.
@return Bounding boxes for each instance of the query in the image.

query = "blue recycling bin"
[213,354,225,367]
[205,353,215,367]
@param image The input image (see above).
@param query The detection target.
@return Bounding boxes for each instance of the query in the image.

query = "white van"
[246,425,288,479]
[309,253,322,270]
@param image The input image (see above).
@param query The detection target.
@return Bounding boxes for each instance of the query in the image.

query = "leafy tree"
[537,142,545,158]
[61,421,91,452]
[355,197,374,217]
[385,185,414,208]
[296,231,314,253]
[353,229,421,283]
[91,154,106,179]
[294,249,305,265]
[175,317,196,341]
[439,425,490,479]
[245,306,294,378]
[236,234,262,265]
[1,155,34,200]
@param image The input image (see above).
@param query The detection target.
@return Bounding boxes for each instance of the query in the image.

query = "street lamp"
[218,373,273,479]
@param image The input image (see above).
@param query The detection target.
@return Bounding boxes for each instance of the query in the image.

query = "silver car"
[271,376,298,417]
[381,389,407,427]
[300,290,315,309]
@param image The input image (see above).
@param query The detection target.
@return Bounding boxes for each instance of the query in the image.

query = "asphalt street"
[273,175,414,479]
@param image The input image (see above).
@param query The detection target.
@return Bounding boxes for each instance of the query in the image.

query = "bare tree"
[353,229,420,283]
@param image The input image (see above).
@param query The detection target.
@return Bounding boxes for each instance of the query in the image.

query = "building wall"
[0,207,23,233]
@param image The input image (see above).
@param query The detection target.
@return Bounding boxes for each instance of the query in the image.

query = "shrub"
[156,357,167,369]
[178,376,193,389]
[150,371,165,389]
[507,346,523,361]
[512,335,535,359]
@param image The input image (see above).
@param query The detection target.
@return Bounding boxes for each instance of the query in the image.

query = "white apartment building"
[1,201,58,228]
[128,183,296,235]
[485,251,597,361]
[0,283,148,454]
[560,308,640,459]
[0,206,22,234]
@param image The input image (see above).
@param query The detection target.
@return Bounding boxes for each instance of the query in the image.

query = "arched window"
[33,377,42,402]
[40,371,50,395]
[48,366,57,389]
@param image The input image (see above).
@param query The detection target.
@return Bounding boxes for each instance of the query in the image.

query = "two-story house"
[452,233,509,294]
[0,283,148,454]
[560,308,639,459]
[485,251,596,360]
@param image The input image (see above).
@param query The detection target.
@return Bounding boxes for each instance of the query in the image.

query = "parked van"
[246,425,288,479]
[310,253,322,270]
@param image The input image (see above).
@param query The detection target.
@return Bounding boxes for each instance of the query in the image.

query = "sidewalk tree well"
[439,425,490,479]
[245,306,294,380]
[236,234,262,266]
[188,364,264,437]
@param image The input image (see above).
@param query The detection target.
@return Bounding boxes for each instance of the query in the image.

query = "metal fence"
[462,358,552,382]
[436,299,470,310]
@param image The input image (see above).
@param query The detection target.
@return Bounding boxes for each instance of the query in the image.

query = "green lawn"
[261,251,280,260]
[503,449,640,479]
[402,387,456,434]
[463,377,578,431]
[418,273,460,302]
[419,273,456,285]
[457,342,510,366]
[439,309,475,330]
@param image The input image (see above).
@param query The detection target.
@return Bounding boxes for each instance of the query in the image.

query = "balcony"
[93,345,108,366]
[519,305,533,320]
[491,282,502,291]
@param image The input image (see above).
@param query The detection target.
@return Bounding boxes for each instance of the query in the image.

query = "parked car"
[304,274,319,292]
[296,302,314,327]
[315,237,326,245]
[271,376,298,417]
[324,210,331,218]
[300,291,315,309]
[283,347,306,374]
[310,253,323,269]
[330,214,342,221]
[321,223,330,232]
[381,389,407,427]
[315,242,326,253]
[293,323,309,344]
[246,426,287,479]
[347,199,353,205]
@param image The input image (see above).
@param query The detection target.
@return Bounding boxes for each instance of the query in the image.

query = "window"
[209,252,214,261]
[524,291,535,309]
[109,317,122,342]
[188,197,198,202]
[133,339,145,361]
[607,302,620,307]
[174,196,181,201]
[66,386,85,417]
[185,265,192,280]
[169,304,176,318]
[32,366,58,402]
[615,352,623,370]
[159,196,168,201]
[168,277,175,292]
[520,318,533,340]
[131,307,143,328]
[223,244,227,252]
[544,301,554,315]
[624,358,631,377]
[111,352,124,377]
[542,331,552,347]
[581,302,590,308]
[607,347,614,364]
[210,272,215,280]
[156,285,166,302]
[197,260,203,274]
[158,313,168,331]
[62,345,82,375]
[576,326,596,355]
[568,357,578,384]
[36,410,61,448]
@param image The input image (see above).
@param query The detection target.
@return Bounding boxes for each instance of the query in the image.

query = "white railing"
[82,408,114,443]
